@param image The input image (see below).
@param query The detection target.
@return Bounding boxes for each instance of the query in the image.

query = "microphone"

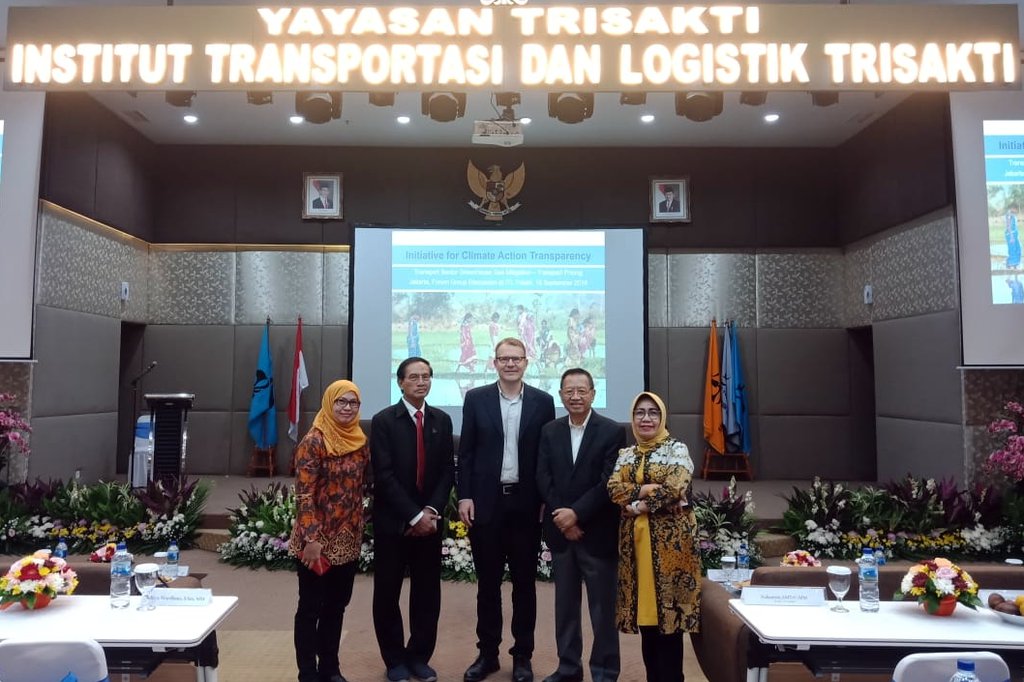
[130,361,158,386]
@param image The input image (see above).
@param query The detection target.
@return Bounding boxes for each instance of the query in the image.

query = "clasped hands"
[406,507,441,536]
[551,507,584,541]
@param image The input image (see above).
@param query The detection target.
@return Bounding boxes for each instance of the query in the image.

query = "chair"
[892,651,1009,682]
[0,637,109,682]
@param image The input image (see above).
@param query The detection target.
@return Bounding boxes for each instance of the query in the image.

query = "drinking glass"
[826,565,852,612]
[134,562,160,611]
[721,555,737,590]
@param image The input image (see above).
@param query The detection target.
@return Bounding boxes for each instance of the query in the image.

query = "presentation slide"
[352,228,647,429]
[983,120,1024,304]
[951,92,1024,366]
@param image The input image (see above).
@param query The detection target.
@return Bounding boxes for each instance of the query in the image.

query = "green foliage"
[219,483,297,570]
[693,477,760,573]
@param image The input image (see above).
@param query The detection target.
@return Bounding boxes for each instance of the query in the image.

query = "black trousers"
[639,627,683,682]
[551,544,620,682]
[295,560,357,682]
[372,531,443,669]
[468,494,542,659]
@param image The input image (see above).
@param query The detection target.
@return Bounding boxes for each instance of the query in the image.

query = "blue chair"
[892,652,1009,682]
[0,637,109,682]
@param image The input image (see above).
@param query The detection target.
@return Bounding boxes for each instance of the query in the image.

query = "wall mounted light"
[295,92,342,124]
[165,91,196,107]
[421,92,466,122]
[811,91,839,107]
[548,92,594,124]
[674,92,723,122]
[246,91,273,106]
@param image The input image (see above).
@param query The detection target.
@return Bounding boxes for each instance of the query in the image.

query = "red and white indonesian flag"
[287,318,309,442]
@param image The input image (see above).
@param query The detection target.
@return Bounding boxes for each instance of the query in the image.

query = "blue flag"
[248,322,278,449]
[722,322,750,453]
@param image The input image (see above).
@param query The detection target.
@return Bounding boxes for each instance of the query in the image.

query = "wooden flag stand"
[248,446,276,477]
[701,449,753,480]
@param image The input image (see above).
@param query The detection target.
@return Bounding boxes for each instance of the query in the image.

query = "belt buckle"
[502,483,516,495]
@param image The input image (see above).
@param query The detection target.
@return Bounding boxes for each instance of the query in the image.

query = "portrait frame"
[302,172,343,220]
[649,176,691,223]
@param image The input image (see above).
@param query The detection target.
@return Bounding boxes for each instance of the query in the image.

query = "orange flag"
[703,320,725,454]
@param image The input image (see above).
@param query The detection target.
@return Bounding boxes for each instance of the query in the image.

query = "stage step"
[754,531,797,560]
[195,528,229,553]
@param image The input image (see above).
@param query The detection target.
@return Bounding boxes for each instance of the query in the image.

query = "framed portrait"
[649,176,691,223]
[302,172,343,220]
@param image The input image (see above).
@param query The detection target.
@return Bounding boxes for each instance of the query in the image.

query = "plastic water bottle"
[873,547,886,566]
[109,542,132,609]
[53,539,68,559]
[949,660,978,682]
[166,539,180,578]
[858,546,879,612]
[737,542,750,572]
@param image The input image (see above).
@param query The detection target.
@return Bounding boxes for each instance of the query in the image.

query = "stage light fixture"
[619,92,647,105]
[495,91,521,107]
[295,92,342,124]
[739,91,767,106]
[165,91,196,108]
[811,91,839,107]
[421,92,466,122]
[674,92,724,122]
[247,91,273,106]
[369,92,396,107]
[547,92,594,124]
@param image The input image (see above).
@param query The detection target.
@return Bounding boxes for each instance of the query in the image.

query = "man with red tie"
[371,357,455,682]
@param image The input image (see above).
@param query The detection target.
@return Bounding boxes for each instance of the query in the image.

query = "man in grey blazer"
[458,337,557,682]
[536,368,625,682]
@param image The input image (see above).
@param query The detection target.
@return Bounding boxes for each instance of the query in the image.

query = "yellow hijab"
[631,391,671,454]
[311,379,367,456]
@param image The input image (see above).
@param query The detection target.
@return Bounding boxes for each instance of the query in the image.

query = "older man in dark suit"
[536,368,625,682]
[458,337,557,682]
[371,357,455,682]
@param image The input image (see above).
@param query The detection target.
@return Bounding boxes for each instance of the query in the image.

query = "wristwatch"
[630,500,642,514]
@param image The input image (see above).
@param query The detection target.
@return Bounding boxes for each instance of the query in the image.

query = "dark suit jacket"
[457,382,556,526]
[312,198,332,209]
[370,401,455,537]
[536,411,626,557]
[659,199,680,213]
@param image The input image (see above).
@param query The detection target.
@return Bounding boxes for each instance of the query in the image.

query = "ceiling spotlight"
[764,113,780,123]
[674,92,724,122]
[289,115,304,125]
[739,91,767,106]
[165,91,196,108]
[421,92,466,122]
[246,91,273,106]
[548,92,594,124]
[519,117,532,125]
[640,114,655,123]
[295,92,342,124]
[396,115,411,124]
[620,92,647,105]
[183,114,198,124]
[369,92,396,107]
[810,91,839,107]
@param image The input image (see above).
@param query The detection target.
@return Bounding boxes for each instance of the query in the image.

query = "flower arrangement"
[0,550,78,610]
[693,477,760,572]
[781,549,821,567]
[986,401,1024,485]
[893,557,982,613]
[89,542,118,563]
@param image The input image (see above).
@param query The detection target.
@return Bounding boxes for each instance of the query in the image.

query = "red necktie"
[415,410,425,491]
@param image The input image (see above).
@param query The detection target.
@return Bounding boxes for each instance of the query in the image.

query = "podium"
[143,393,195,483]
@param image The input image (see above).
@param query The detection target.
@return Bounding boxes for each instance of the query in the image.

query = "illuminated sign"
[5,4,1019,91]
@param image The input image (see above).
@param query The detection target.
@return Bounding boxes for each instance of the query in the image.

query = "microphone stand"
[128,361,157,488]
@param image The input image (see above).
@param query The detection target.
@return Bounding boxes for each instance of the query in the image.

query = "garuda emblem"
[467,161,525,222]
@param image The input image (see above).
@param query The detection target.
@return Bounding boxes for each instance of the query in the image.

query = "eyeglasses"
[633,409,661,420]
[560,388,592,397]
[496,356,526,365]
[404,373,432,382]
[334,399,361,409]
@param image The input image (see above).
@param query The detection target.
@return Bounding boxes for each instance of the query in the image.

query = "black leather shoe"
[464,655,500,682]
[512,656,534,682]
[324,675,349,682]
[542,672,583,682]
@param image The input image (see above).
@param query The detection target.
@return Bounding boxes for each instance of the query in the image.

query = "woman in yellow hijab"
[288,379,370,682]
[607,392,701,682]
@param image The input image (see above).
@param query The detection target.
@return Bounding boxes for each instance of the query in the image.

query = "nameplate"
[741,586,826,606]
[707,569,753,583]
[151,588,212,606]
